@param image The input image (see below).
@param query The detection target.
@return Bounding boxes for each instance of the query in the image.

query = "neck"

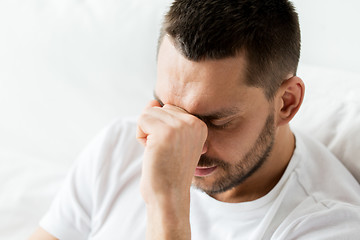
[211,124,295,203]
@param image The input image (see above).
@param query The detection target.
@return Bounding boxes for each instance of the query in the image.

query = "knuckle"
[185,115,198,126]
[139,107,159,123]
[187,115,204,129]
[139,108,152,119]
[185,115,208,138]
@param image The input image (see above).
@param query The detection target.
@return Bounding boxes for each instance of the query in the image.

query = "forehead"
[156,36,263,116]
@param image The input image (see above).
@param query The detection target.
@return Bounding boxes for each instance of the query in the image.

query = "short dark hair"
[159,0,301,99]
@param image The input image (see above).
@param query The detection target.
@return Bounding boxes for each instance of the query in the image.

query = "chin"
[192,174,220,194]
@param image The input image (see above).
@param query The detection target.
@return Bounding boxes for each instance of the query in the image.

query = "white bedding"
[0,0,359,239]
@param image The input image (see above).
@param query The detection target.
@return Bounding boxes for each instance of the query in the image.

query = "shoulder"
[84,116,140,157]
[267,131,360,239]
[71,116,144,182]
[92,116,139,147]
[85,116,143,170]
[273,201,360,239]
[290,130,360,204]
[39,117,144,239]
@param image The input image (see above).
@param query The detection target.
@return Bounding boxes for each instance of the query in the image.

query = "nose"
[201,141,208,154]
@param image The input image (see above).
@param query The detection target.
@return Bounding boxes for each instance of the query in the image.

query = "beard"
[192,112,275,195]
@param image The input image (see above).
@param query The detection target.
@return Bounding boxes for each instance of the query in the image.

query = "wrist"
[146,190,190,221]
[145,192,191,240]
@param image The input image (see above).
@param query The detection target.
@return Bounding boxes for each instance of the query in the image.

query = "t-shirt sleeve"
[39,119,123,240]
[273,203,360,240]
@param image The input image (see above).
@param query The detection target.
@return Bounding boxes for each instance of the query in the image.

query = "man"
[30,0,360,239]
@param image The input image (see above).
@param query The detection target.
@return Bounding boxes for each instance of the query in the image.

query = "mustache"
[198,154,228,169]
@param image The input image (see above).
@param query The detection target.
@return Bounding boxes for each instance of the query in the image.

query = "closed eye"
[208,120,234,130]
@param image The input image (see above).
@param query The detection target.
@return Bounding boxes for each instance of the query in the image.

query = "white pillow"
[291,64,360,182]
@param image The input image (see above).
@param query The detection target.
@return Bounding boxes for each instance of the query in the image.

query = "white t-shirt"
[40,117,360,240]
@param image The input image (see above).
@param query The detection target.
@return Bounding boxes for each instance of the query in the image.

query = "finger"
[136,99,166,146]
[137,108,171,147]
[146,99,162,109]
[162,104,204,125]
[136,125,147,146]
[162,104,187,113]
[136,102,169,145]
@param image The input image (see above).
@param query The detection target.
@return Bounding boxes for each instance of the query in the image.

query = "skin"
[137,36,304,239]
[29,35,304,240]
[28,227,57,240]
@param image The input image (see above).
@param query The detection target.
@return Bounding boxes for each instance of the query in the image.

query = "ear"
[275,76,305,126]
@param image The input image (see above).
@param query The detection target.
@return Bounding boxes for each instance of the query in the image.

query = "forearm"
[145,194,191,240]
[137,102,207,240]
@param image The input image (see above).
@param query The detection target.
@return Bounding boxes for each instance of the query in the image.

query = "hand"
[137,100,208,204]
[137,100,208,240]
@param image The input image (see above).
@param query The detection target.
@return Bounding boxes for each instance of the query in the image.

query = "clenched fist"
[137,100,208,205]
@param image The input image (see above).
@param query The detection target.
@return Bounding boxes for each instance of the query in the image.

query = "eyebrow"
[153,92,241,122]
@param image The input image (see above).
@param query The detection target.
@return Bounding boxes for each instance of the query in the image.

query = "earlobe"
[277,76,305,126]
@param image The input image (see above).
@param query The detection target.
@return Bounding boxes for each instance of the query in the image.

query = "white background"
[293,0,360,73]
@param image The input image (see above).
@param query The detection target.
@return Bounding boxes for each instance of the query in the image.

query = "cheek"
[207,124,258,161]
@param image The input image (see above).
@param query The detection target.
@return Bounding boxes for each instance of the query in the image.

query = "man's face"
[155,36,276,195]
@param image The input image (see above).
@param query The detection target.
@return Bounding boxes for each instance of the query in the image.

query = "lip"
[194,166,217,177]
